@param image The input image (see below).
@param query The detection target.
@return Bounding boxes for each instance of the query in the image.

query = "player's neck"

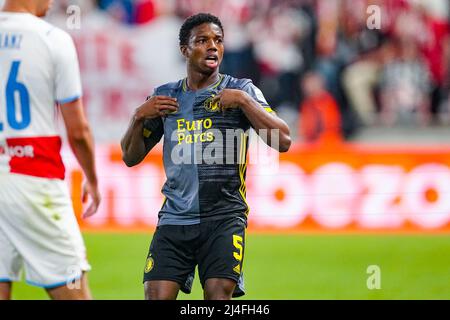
[186,71,220,91]
[2,2,38,16]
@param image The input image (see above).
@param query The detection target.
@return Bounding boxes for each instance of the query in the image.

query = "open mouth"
[205,55,219,68]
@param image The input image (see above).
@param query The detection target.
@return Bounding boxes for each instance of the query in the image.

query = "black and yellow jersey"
[143,74,274,226]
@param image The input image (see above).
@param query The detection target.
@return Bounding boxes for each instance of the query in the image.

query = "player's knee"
[204,279,235,300]
[144,283,157,300]
[47,286,92,300]
[0,293,11,300]
[144,288,174,300]
[0,283,12,300]
[205,291,232,300]
[204,288,234,300]
[144,281,178,300]
[47,274,92,300]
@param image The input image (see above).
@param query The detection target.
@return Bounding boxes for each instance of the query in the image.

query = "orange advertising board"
[65,142,450,233]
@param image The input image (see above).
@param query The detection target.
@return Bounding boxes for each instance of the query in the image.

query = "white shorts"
[0,173,91,289]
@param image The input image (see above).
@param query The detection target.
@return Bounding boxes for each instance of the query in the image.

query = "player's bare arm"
[212,89,292,152]
[60,98,100,219]
[121,96,178,167]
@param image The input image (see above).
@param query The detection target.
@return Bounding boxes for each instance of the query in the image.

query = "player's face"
[183,23,224,74]
[36,0,53,17]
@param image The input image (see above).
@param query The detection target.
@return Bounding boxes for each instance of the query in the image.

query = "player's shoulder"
[0,12,48,33]
[222,74,271,107]
[43,24,74,47]
[11,14,75,47]
[153,79,184,96]
[30,15,55,33]
[23,14,69,39]
[221,74,253,90]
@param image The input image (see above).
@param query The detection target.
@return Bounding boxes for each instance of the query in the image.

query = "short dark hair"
[179,13,224,46]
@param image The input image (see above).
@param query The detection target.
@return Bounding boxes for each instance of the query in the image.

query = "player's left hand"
[81,181,101,219]
[211,89,247,112]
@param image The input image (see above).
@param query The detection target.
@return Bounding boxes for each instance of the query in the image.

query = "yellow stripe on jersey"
[161,196,167,210]
[182,74,224,92]
[264,106,275,113]
[143,128,152,138]
[239,132,250,216]
[211,74,224,89]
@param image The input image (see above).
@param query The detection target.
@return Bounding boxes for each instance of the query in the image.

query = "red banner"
[64,142,450,233]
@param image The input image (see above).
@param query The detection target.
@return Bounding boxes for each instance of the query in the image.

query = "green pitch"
[10,233,450,300]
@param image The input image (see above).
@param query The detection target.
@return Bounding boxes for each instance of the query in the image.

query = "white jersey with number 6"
[0,12,82,179]
[0,12,90,289]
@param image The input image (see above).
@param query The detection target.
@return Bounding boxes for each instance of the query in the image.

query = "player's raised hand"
[212,89,246,113]
[134,95,179,121]
[82,181,101,219]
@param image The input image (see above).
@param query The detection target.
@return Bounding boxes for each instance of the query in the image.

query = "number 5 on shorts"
[233,235,243,261]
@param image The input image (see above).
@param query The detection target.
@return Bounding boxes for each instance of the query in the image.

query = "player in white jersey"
[0,0,101,300]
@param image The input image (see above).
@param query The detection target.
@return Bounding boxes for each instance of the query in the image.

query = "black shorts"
[143,216,246,297]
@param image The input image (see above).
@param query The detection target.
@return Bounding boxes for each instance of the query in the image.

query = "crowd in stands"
[18,0,450,142]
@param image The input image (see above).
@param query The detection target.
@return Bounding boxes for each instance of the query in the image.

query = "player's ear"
[180,45,188,58]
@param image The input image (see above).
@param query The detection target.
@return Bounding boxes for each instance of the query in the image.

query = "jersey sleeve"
[49,29,83,104]
[242,82,275,114]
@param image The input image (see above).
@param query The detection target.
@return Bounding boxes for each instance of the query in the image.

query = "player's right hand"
[82,181,101,219]
[134,95,179,121]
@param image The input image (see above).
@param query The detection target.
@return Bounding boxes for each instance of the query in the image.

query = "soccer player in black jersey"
[121,13,291,300]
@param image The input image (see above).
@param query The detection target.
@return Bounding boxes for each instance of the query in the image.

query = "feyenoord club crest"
[144,256,154,273]
[203,95,220,112]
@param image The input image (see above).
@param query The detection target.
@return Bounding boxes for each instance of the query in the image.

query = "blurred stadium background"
[3,0,449,299]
